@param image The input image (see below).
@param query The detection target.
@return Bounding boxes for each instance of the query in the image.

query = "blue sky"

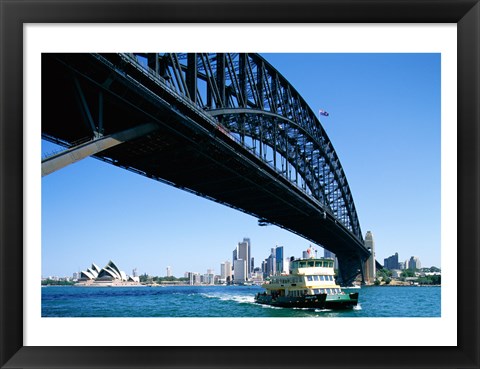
[41,53,440,278]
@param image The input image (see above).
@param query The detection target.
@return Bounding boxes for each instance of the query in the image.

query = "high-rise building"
[275,246,284,274]
[233,259,247,284]
[166,266,172,277]
[244,237,252,274]
[408,256,421,270]
[283,257,290,275]
[220,262,226,279]
[232,247,238,270]
[204,270,215,285]
[186,272,201,285]
[220,261,232,283]
[384,253,399,270]
[237,238,252,276]
[225,260,232,283]
[364,231,376,284]
[264,248,276,277]
[324,249,339,270]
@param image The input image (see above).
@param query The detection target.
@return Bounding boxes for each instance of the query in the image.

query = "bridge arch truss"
[133,53,363,244]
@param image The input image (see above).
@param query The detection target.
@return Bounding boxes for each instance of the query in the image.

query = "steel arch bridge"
[42,53,372,285]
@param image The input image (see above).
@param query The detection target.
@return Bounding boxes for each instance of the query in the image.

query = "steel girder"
[132,53,363,245]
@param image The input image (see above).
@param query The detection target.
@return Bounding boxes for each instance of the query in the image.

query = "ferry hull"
[254,293,327,309]
[255,292,358,310]
[325,292,359,310]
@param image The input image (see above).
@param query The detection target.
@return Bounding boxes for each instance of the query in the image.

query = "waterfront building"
[384,253,399,270]
[399,261,406,270]
[132,268,138,277]
[79,263,101,281]
[225,260,232,283]
[77,261,139,286]
[251,270,264,284]
[233,259,247,284]
[220,262,226,281]
[364,231,376,284]
[128,275,140,283]
[220,261,233,283]
[203,271,215,285]
[186,271,201,285]
[97,260,128,282]
[408,256,421,270]
[166,266,172,277]
[391,269,402,278]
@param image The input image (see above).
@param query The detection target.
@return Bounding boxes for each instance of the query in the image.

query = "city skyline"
[42,53,441,277]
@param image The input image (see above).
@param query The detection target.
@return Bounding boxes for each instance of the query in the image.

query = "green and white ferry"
[255,251,359,310]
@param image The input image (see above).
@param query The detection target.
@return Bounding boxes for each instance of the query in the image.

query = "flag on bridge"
[319,109,329,117]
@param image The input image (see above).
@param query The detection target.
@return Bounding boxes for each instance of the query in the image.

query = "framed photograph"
[1,1,479,368]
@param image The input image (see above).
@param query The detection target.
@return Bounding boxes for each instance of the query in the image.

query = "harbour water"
[42,285,440,317]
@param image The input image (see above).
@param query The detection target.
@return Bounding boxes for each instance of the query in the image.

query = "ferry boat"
[254,251,359,310]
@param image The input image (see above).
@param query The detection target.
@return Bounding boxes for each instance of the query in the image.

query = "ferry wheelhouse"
[255,255,359,310]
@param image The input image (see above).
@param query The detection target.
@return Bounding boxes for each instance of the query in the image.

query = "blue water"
[41,285,440,317]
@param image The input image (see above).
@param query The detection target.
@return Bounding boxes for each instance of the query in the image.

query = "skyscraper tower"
[364,231,376,284]
[233,259,247,284]
[237,238,251,276]
[244,237,252,274]
[408,256,421,270]
[324,249,339,270]
[232,247,238,270]
[275,246,284,274]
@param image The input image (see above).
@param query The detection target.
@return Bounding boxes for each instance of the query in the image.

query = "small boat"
[254,250,358,310]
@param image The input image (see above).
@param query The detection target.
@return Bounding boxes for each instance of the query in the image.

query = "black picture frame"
[1,1,479,368]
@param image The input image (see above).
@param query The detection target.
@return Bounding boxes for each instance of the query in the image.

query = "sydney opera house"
[77,260,140,286]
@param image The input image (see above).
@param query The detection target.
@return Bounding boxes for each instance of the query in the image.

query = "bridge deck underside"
[42,53,368,285]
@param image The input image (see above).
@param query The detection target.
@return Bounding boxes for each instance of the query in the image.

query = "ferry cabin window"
[320,275,325,281]
[307,276,314,281]
[313,275,319,281]
[308,261,315,267]
[314,261,323,267]
[299,261,307,268]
